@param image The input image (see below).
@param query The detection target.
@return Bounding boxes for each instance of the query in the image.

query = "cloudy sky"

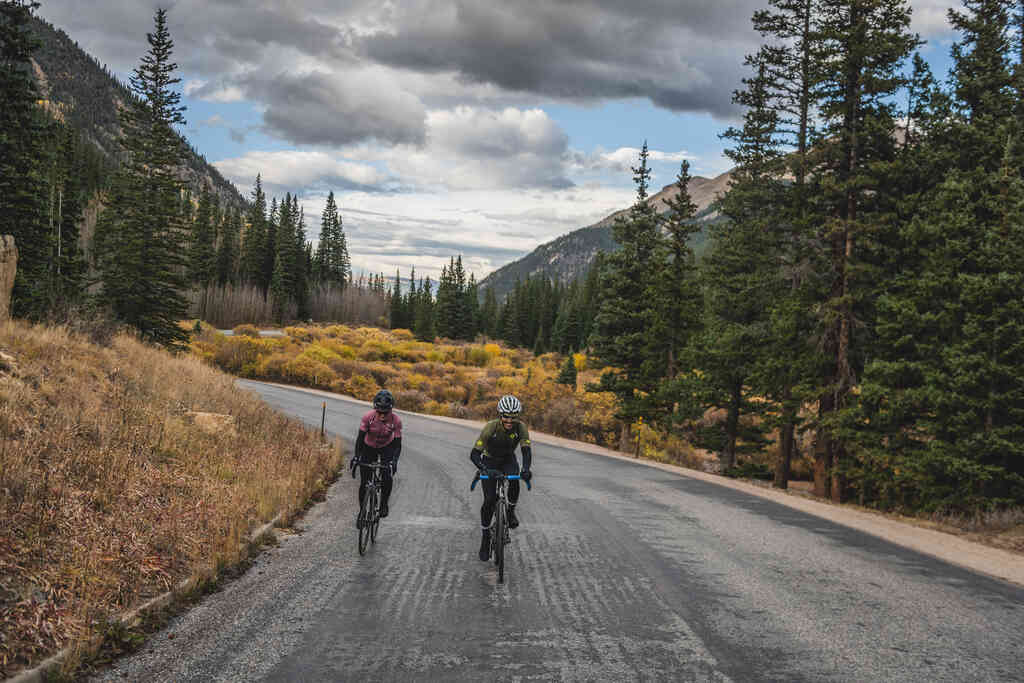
[38,0,961,281]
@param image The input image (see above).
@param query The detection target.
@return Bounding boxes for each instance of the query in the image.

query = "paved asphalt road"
[90,380,1024,682]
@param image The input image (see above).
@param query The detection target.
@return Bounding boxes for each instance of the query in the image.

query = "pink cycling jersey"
[360,409,402,448]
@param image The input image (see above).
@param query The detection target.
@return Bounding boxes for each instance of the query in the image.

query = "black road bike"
[472,470,531,583]
[356,455,389,555]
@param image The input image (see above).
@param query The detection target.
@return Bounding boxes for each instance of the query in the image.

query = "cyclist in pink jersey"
[350,389,402,519]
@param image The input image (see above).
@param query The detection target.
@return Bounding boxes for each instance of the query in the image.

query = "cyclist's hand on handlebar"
[520,469,532,483]
[349,457,359,478]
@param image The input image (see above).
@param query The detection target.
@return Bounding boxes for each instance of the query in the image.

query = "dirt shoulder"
[271,381,1024,588]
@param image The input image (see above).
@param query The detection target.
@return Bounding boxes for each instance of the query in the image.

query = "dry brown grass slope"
[0,320,344,680]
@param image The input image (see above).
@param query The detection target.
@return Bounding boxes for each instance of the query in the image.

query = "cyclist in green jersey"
[469,394,533,561]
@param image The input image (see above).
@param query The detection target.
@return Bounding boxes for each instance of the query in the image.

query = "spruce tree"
[93,8,189,348]
[810,0,919,499]
[1,0,48,318]
[556,352,578,387]
[589,142,663,423]
[216,207,241,286]
[241,174,267,289]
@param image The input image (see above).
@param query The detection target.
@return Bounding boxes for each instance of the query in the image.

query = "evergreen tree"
[187,185,217,288]
[93,8,189,348]
[589,142,664,423]
[650,160,703,383]
[810,0,919,499]
[216,207,241,286]
[480,286,499,338]
[1,0,48,318]
[556,352,578,387]
[241,174,267,289]
[413,276,436,341]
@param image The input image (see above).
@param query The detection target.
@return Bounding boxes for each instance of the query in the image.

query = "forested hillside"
[27,15,246,212]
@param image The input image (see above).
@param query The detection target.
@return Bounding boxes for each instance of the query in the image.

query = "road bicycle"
[472,470,531,583]
[356,454,389,555]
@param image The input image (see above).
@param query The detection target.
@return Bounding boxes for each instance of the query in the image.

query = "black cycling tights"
[480,459,520,527]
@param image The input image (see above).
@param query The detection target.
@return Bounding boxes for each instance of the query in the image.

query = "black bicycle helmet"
[497,394,522,417]
[373,389,394,413]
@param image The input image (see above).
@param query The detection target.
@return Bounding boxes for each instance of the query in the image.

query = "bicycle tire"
[358,485,374,555]
[370,484,380,544]
[494,500,505,583]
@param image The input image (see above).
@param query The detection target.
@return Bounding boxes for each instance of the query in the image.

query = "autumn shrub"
[392,389,429,413]
[346,374,379,400]
[365,362,402,387]
[232,323,261,338]
[327,358,363,380]
[300,343,343,365]
[258,353,291,380]
[391,328,415,341]
[284,326,320,342]
[212,336,265,374]
[464,345,490,367]
[423,400,449,417]
[284,355,336,387]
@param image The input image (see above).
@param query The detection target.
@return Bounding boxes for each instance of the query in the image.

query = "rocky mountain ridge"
[479,169,734,300]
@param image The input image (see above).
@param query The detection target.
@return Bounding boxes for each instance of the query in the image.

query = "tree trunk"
[722,379,742,470]
[774,407,795,489]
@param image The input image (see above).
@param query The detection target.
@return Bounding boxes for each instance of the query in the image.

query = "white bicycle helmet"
[497,394,522,417]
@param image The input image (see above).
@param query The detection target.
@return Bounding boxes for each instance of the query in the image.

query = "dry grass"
[0,319,344,679]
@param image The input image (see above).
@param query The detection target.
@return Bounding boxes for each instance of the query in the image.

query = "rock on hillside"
[479,169,733,301]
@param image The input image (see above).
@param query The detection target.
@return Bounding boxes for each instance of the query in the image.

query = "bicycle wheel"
[358,485,375,555]
[494,500,505,583]
[370,484,381,543]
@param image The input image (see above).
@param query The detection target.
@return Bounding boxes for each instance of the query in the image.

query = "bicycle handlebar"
[471,472,532,491]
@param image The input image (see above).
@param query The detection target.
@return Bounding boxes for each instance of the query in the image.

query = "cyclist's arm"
[389,436,402,460]
[355,429,367,460]
[469,421,493,470]
[519,423,532,471]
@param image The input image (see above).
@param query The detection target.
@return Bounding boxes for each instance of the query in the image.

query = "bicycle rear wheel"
[358,486,375,555]
[494,501,505,583]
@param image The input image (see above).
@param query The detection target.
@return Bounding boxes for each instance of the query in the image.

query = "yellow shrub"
[300,343,342,365]
[258,353,291,380]
[391,328,415,341]
[346,374,378,401]
[484,343,502,359]
[441,384,467,403]
[423,400,449,417]
[425,350,444,363]
[284,326,319,342]
[573,353,587,371]
[232,323,261,338]
[213,336,266,373]
[496,375,522,393]
[284,355,336,387]
[406,373,430,389]
[466,346,490,367]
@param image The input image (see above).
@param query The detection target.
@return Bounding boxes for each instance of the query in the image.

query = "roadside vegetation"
[0,319,343,679]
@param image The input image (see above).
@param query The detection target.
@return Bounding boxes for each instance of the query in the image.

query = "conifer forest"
[2,0,1023,514]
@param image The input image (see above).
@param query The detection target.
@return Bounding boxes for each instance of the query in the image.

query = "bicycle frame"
[472,471,530,583]
[357,455,389,555]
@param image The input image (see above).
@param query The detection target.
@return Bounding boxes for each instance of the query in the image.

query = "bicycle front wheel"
[358,486,375,555]
[370,487,381,543]
[494,501,505,583]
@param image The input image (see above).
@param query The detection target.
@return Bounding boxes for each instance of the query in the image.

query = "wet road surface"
[91,381,1024,682]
